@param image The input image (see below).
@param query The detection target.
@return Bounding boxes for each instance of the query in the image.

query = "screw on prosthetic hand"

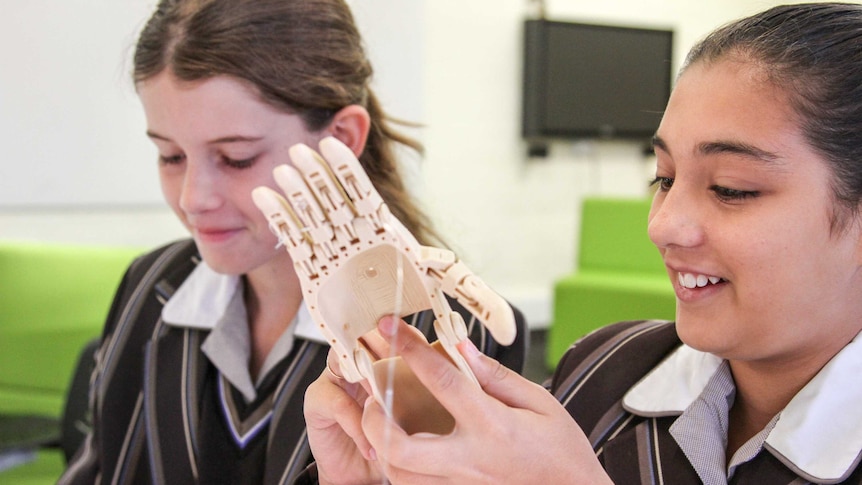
[252,137,516,434]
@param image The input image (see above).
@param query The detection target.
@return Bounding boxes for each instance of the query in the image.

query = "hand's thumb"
[457,338,550,409]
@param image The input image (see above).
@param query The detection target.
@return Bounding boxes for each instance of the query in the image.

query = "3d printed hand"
[252,137,516,434]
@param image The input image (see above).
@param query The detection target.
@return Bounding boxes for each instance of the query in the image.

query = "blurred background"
[0,0,835,330]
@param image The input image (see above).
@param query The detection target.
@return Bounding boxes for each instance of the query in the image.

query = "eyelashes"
[649,176,760,201]
[709,185,759,201]
[223,156,255,169]
[649,176,673,191]
[158,154,257,169]
[159,154,185,165]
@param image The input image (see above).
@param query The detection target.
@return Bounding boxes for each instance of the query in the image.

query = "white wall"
[0,0,835,327]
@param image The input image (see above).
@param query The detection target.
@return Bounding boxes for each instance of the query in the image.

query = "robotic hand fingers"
[251,178,318,279]
[419,247,517,347]
[253,137,516,434]
[316,138,388,233]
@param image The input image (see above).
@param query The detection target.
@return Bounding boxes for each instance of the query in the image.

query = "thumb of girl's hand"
[456,338,554,411]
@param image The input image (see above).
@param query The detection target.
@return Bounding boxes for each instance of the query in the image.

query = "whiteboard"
[0,0,423,208]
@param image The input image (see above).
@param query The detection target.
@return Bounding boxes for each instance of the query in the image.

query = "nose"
[647,185,705,250]
[178,160,222,214]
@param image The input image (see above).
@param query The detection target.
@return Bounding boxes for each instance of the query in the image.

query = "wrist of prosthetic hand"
[252,137,515,434]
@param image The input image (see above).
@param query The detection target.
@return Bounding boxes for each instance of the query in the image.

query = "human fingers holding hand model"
[360,316,613,485]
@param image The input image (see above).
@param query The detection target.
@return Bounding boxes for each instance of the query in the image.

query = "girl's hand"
[304,349,384,485]
[361,316,613,485]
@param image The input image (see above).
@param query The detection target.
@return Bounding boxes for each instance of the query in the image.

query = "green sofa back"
[547,197,676,368]
[577,197,665,275]
[0,241,143,417]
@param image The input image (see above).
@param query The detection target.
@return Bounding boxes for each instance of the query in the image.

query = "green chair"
[0,241,143,482]
[546,197,676,368]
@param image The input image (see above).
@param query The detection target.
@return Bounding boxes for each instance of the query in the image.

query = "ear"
[325,105,371,157]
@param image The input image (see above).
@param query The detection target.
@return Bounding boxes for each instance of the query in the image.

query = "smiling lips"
[195,226,240,242]
[678,272,724,289]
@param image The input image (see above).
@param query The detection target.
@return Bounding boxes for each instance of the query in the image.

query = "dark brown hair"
[134,0,443,245]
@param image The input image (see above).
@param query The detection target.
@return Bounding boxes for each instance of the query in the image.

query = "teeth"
[678,272,722,289]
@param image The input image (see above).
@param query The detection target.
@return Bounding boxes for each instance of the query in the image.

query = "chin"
[200,256,247,276]
[676,319,743,360]
[676,313,719,351]
[193,245,244,274]
[201,241,285,277]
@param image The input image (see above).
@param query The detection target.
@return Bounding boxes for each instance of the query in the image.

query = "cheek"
[159,171,188,223]
[735,223,832,302]
[732,225,793,272]
[242,191,271,226]
[237,175,279,230]
[158,172,184,213]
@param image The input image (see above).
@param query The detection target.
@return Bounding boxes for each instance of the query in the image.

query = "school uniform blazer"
[59,239,526,485]
[551,320,862,484]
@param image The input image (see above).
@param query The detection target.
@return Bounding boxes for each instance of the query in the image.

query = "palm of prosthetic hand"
[252,137,515,435]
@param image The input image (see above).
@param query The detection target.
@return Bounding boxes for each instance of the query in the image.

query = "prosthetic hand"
[252,137,516,434]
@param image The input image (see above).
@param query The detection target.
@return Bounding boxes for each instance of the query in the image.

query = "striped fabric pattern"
[550,320,862,484]
[59,239,526,485]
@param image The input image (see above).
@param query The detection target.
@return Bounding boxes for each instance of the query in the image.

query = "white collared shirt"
[622,335,862,484]
[161,262,327,402]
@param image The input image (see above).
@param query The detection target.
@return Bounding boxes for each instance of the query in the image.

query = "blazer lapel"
[600,417,700,485]
[143,325,207,484]
[263,339,328,485]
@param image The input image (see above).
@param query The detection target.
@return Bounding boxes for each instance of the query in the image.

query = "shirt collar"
[162,261,240,329]
[623,337,862,482]
[161,261,328,402]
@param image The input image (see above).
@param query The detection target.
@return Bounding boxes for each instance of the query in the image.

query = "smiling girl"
[302,3,862,484]
[58,1,525,483]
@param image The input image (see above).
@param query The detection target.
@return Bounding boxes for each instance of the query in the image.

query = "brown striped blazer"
[58,239,526,485]
[551,320,862,484]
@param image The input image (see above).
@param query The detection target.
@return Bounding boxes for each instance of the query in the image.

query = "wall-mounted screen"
[522,19,673,141]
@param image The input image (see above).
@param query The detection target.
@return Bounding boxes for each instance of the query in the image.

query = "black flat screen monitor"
[522,19,673,140]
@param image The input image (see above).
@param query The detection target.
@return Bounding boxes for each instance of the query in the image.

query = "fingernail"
[378,315,397,337]
[458,338,480,358]
[368,447,377,461]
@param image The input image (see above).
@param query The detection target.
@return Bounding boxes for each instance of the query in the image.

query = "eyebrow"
[145,131,264,144]
[652,135,785,166]
[699,140,782,164]
[651,135,668,153]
